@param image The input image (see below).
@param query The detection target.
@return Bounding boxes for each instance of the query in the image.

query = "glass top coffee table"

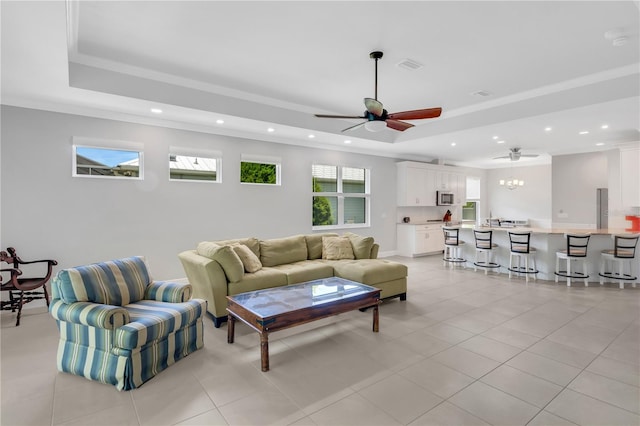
[226,277,381,372]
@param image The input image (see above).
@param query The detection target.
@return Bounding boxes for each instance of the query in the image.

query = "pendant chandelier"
[499,164,524,190]
[499,177,524,190]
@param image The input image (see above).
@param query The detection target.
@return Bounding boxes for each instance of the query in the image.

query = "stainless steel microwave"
[437,191,455,206]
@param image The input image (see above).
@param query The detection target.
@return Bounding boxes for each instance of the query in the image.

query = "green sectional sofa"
[178,233,408,327]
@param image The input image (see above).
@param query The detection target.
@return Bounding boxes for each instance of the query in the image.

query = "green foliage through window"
[313,181,336,226]
[312,164,369,228]
[241,161,277,184]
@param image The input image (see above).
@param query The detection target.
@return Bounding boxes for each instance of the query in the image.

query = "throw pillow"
[196,242,244,283]
[305,233,339,259]
[322,236,355,260]
[344,232,375,259]
[232,244,262,273]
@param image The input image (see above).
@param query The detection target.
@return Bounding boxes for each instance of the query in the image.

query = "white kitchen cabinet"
[620,147,640,207]
[397,224,445,257]
[397,161,466,206]
[397,163,435,206]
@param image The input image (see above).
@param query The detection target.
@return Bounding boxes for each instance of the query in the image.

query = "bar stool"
[473,229,500,274]
[598,234,639,289]
[508,232,538,282]
[443,227,466,268]
[554,233,590,287]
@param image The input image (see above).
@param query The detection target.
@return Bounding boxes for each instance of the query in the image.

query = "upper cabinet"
[397,163,434,206]
[397,161,466,206]
[620,146,640,207]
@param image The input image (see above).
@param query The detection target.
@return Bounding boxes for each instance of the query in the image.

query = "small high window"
[73,145,142,179]
[240,155,281,185]
[169,152,220,182]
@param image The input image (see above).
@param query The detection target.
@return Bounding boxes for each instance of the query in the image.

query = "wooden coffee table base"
[228,303,379,372]
[226,280,381,372]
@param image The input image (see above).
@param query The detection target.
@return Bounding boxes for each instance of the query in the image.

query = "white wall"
[551,151,608,228]
[0,106,399,279]
[486,164,552,227]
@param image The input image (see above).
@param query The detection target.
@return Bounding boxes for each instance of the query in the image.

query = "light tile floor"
[2,256,639,425]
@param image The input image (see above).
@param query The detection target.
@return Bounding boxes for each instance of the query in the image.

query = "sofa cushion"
[330,259,408,285]
[115,299,206,350]
[271,260,335,284]
[232,244,262,273]
[228,267,288,294]
[322,236,355,260]
[197,242,244,283]
[213,237,260,258]
[344,232,375,259]
[53,256,150,305]
[260,235,308,267]
[304,233,339,260]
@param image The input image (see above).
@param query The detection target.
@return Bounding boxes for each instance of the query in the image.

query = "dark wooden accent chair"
[0,247,57,326]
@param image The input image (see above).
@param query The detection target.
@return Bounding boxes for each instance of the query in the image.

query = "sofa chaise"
[179,233,408,327]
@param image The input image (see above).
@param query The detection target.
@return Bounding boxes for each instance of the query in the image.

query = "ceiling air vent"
[396,58,423,71]
[471,90,492,97]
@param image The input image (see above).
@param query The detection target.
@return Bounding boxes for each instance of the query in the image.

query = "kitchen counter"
[460,224,639,236]
[452,226,640,282]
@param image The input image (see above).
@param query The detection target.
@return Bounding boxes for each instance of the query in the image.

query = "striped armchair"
[49,256,206,390]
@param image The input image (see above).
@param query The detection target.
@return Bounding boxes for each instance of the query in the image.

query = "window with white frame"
[240,154,281,185]
[72,138,143,179]
[169,148,221,182]
[312,164,370,228]
[463,176,481,223]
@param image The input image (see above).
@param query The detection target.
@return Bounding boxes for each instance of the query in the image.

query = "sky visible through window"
[76,147,138,167]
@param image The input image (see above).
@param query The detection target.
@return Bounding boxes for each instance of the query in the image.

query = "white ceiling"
[2,1,639,168]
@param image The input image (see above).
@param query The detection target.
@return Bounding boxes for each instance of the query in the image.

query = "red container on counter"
[625,215,640,232]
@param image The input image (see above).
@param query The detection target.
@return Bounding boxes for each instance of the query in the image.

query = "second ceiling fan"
[315,51,442,132]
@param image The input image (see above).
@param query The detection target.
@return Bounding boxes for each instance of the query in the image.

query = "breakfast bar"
[457,225,640,283]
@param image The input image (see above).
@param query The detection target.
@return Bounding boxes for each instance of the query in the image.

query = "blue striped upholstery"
[115,299,205,350]
[50,257,206,390]
[54,257,150,305]
[145,280,192,302]
[50,299,129,329]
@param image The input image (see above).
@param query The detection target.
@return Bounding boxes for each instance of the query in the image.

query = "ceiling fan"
[494,147,539,161]
[314,51,442,132]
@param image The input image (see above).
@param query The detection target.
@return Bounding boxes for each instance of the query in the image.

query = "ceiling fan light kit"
[493,147,539,161]
[364,121,387,132]
[314,51,442,132]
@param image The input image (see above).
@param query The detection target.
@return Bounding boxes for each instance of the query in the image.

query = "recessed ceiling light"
[497,140,505,144]
[544,127,552,132]
[267,127,275,132]
[601,124,609,129]
[150,108,162,114]
[493,136,499,140]
[344,140,352,144]
[216,119,224,124]
[579,131,589,135]
[308,134,315,139]
[596,142,605,146]
[451,142,456,146]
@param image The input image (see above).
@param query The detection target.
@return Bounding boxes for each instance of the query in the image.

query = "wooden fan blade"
[342,122,367,132]
[315,114,366,119]
[364,98,383,116]
[388,107,442,121]
[386,119,414,131]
